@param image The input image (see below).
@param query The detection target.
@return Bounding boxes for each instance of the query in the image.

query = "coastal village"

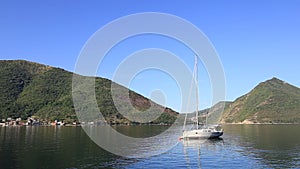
[0,116,80,127]
[0,116,173,127]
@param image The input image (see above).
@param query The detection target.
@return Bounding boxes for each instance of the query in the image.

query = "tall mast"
[195,55,199,130]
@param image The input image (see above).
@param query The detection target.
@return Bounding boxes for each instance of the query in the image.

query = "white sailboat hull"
[182,128,223,139]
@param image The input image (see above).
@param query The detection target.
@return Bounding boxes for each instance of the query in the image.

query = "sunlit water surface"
[0,125,299,169]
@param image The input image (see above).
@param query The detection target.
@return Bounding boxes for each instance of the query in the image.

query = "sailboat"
[180,55,223,140]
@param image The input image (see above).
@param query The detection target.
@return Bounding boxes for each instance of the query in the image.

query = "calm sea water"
[0,125,299,169]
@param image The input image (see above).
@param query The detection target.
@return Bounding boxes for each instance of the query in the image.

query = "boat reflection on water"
[181,138,224,168]
[182,138,224,148]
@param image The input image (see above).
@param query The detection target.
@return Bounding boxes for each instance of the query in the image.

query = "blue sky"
[1,1,300,112]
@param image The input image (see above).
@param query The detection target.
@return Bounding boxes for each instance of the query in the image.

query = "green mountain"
[221,77,300,124]
[0,60,178,124]
[199,101,232,124]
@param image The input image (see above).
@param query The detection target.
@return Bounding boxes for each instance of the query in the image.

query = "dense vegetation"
[221,78,300,124]
[0,60,178,124]
[3,60,299,125]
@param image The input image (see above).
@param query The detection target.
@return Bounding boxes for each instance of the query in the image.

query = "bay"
[0,125,299,169]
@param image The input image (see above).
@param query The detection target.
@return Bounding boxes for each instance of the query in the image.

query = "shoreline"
[1,122,300,127]
[0,123,175,127]
[221,122,300,125]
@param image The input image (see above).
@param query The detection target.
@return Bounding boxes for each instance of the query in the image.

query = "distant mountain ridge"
[0,60,178,124]
[220,77,300,124]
